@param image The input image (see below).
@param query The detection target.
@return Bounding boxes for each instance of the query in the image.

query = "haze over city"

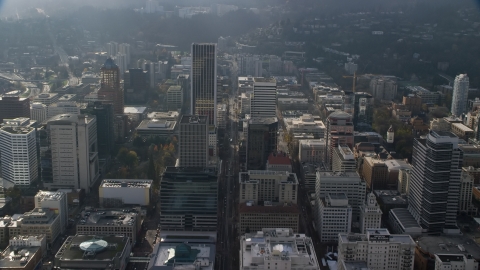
[0,0,480,270]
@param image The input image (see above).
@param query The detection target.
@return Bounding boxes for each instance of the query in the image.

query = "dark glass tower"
[247,118,278,170]
[191,43,217,126]
[124,68,148,104]
[81,102,115,159]
[160,167,218,231]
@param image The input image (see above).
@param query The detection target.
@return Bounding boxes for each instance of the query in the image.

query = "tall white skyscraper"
[45,114,99,193]
[0,118,38,186]
[191,43,217,126]
[106,41,119,57]
[408,130,462,233]
[119,43,131,65]
[115,53,128,75]
[451,74,469,116]
[250,77,277,118]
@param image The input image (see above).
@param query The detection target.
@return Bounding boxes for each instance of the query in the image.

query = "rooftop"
[180,115,208,124]
[452,122,474,133]
[100,179,152,189]
[147,111,179,120]
[267,152,291,165]
[390,208,421,229]
[240,228,320,269]
[0,126,34,135]
[240,171,298,184]
[436,254,467,263]
[341,261,371,270]
[55,235,128,261]
[374,190,408,205]
[124,107,147,114]
[0,245,41,269]
[80,210,138,226]
[137,119,176,131]
[254,77,276,83]
[340,228,415,245]
[417,234,480,259]
[35,190,66,201]
[47,114,95,125]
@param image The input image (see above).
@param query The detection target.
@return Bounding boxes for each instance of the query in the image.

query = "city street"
[216,94,240,270]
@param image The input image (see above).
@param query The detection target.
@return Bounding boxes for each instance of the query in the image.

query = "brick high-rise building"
[98,58,124,114]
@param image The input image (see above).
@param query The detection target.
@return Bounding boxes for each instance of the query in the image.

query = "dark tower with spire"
[98,58,124,115]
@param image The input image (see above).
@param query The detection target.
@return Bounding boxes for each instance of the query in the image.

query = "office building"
[359,193,382,234]
[191,43,217,126]
[247,117,278,170]
[349,92,374,131]
[239,170,299,234]
[148,231,216,270]
[240,93,251,115]
[0,235,45,270]
[13,208,61,243]
[239,228,321,270]
[80,102,115,159]
[299,139,327,163]
[315,171,366,221]
[398,168,411,194]
[0,118,38,187]
[33,93,59,106]
[459,171,475,214]
[408,86,441,105]
[362,157,388,189]
[239,170,298,204]
[409,131,462,233]
[166,85,183,110]
[106,41,119,57]
[283,114,326,139]
[99,179,152,207]
[451,122,474,141]
[47,102,83,118]
[30,103,47,123]
[434,254,478,270]
[124,68,148,104]
[318,193,352,242]
[76,209,139,244]
[416,235,480,270]
[136,118,177,138]
[266,152,292,172]
[300,162,326,193]
[35,191,68,234]
[0,96,30,122]
[119,43,131,65]
[44,114,99,193]
[250,77,277,118]
[326,111,354,168]
[160,167,218,231]
[338,229,415,270]
[98,58,124,115]
[370,77,397,101]
[332,145,356,172]
[54,235,131,270]
[451,74,470,117]
[217,103,227,129]
[178,115,209,168]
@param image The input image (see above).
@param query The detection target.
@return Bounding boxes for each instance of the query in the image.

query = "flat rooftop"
[0,246,41,269]
[417,234,480,259]
[124,106,147,114]
[81,210,138,226]
[253,77,276,83]
[342,261,371,270]
[100,179,152,189]
[56,235,128,261]
[390,208,421,229]
[180,115,208,124]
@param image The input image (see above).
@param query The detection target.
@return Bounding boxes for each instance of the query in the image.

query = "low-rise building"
[265,152,292,172]
[34,190,68,234]
[166,85,183,110]
[239,228,321,270]
[147,231,216,270]
[99,179,152,207]
[0,235,46,270]
[12,208,61,244]
[217,103,227,129]
[318,193,352,242]
[388,208,423,237]
[415,235,480,270]
[124,106,147,122]
[54,235,131,270]
[283,114,326,139]
[76,209,140,244]
[33,93,59,106]
[47,102,84,118]
[136,118,177,138]
[451,123,475,141]
[434,254,478,270]
[338,229,415,270]
[299,139,327,163]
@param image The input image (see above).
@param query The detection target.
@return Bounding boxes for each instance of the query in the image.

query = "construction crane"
[343,72,382,93]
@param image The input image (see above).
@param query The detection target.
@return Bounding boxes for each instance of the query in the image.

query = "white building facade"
[451,74,469,117]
